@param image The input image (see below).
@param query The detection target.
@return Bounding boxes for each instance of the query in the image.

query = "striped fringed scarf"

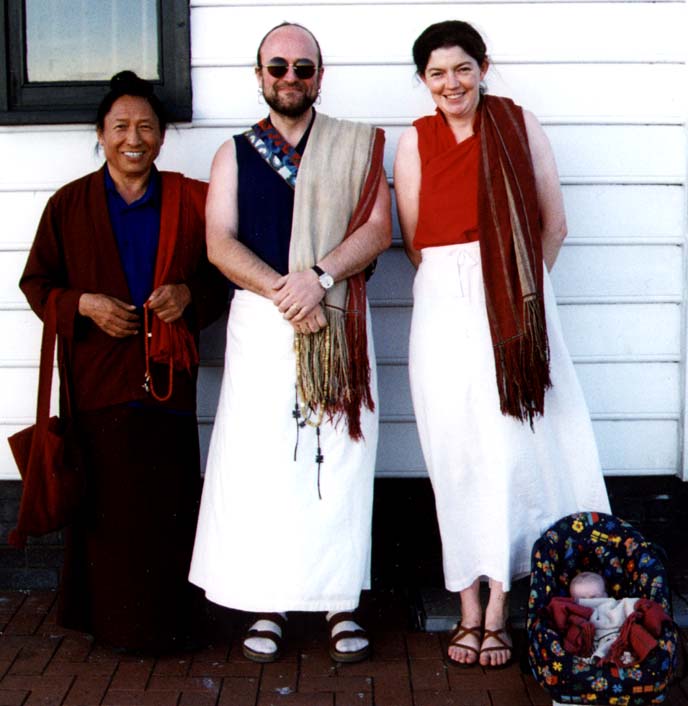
[478,95,551,425]
[290,114,384,440]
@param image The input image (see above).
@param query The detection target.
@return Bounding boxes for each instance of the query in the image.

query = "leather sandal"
[242,612,286,663]
[479,623,514,669]
[327,611,371,663]
[447,624,481,667]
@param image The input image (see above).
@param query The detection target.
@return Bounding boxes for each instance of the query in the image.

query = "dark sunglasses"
[261,58,318,80]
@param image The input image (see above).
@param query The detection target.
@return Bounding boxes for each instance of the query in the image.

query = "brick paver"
[63,674,111,705]
[0,590,685,706]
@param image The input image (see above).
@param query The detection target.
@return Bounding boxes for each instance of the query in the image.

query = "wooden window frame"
[0,0,191,125]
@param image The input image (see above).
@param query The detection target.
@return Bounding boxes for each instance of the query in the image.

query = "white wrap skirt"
[409,241,610,592]
[190,289,378,611]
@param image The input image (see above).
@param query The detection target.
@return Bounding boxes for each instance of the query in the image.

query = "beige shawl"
[289,113,383,438]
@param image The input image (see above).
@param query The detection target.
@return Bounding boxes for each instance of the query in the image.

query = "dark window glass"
[0,0,191,125]
[25,1,159,82]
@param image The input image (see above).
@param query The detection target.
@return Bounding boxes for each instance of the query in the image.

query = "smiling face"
[422,45,487,121]
[97,95,164,183]
[256,25,323,118]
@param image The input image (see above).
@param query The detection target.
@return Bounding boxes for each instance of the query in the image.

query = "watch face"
[320,273,335,290]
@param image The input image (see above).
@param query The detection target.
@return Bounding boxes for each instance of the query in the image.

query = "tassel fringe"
[495,294,551,427]
[294,273,374,440]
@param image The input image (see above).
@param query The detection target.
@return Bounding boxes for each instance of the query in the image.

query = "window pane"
[25,0,159,82]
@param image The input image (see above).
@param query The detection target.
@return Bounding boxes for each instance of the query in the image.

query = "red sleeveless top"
[413,109,480,249]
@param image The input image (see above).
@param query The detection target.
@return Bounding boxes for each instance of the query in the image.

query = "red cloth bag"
[7,290,83,548]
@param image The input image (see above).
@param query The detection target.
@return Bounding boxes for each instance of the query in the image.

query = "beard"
[263,82,318,118]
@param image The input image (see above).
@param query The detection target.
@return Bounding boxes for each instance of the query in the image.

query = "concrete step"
[419,577,688,632]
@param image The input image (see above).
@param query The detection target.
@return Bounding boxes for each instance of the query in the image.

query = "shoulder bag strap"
[30,290,59,446]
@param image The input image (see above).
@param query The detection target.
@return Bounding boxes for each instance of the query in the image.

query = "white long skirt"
[409,241,610,593]
[190,289,378,612]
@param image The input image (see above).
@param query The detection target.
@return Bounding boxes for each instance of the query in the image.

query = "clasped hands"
[78,283,191,338]
[272,269,328,335]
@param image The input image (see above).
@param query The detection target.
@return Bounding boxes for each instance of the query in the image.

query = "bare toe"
[448,624,481,666]
[479,626,513,668]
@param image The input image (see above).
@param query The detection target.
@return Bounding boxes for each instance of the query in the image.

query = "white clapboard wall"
[0,0,686,480]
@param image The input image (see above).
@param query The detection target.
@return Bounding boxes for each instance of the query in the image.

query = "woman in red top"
[394,21,609,668]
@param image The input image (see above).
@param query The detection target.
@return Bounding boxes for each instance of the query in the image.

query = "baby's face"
[571,583,606,600]
[570,573,607,600]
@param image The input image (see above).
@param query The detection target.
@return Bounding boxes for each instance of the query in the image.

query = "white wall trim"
[192,0,682,6]
[190,116,686,128]
[368,469,681,479]
[3,176,682,194]
[679,65,688,480]
[369,296,684,307]
[4,353,680,368]
[375,354,682,365]
[194,57,684,67]
[0,117,683,134]
[375,412,678,423]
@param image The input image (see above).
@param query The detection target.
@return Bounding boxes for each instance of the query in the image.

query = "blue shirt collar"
[104,164,161,210]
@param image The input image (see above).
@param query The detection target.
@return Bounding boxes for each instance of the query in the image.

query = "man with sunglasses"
[190,22,392,664]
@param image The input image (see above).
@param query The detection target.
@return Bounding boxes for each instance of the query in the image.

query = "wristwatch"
[312,265,334,290]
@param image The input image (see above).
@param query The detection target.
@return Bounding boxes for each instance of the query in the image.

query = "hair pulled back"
[412,21,487,75]
[96,70,167,134]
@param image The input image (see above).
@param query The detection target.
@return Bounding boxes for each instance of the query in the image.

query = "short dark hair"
[256,22,323,68]
[412,21,487,75]
[96,71,167,134]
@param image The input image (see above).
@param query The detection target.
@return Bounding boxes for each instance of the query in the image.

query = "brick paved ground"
[0,590,685,706]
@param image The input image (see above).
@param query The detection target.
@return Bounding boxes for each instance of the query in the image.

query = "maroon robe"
[19,166,228,652]
[20,166,227,413]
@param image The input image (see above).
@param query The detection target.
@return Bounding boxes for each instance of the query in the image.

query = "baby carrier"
[527,512,679,705]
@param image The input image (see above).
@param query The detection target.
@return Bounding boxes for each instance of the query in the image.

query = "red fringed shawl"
[478,95,551,424]
[340,129,385,439]
[148,173,205,373]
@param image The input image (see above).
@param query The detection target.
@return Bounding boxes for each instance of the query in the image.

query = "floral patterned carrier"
[527,512,679,705]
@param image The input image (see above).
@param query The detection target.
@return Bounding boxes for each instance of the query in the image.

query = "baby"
[569,571,671,667]
[548,571,669,666]
[568,572,635,662]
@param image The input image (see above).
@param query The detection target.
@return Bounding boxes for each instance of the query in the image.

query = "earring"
[315,89,322,105]
[257,88,265,105]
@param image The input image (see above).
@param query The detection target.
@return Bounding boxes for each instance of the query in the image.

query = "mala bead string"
[292,387,304,461]
[291,385,317,461]
[316,425,324,500]
[294,332,329,499]
[143,302,173,402]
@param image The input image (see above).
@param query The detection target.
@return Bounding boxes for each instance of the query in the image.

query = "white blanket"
[579,597,639,661]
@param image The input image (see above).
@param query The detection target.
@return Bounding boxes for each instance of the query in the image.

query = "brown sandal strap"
[327,611,355,630]
[328,614,368,652]
[262,612,287,627]
[244,613,286,643]
[245,628,280,643]
[450,625,482,643]
[449,624,482,655]
[331,628,367,644]
[480,628,512,654]
[251,612,287,629]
